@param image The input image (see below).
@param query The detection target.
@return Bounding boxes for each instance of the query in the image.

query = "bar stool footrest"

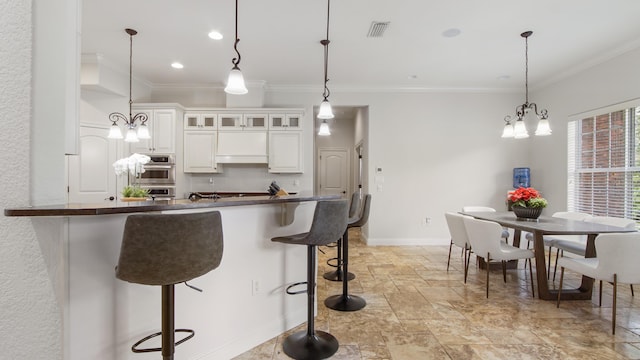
[326,257,340,268]
[286,281,307,295]
[131,329,195,353]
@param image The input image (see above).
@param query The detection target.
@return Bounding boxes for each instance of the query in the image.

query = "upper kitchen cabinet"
[218,113,268,131]
[130,105,180,154]
[268,111,304,173]
[268,114,303,131]
[184,113,217,130]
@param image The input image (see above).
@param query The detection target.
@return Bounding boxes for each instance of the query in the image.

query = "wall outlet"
[425,217,431,225]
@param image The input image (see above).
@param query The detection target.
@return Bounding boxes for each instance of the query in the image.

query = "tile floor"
[234,229,640,359]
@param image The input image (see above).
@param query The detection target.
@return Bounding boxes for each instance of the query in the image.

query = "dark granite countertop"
[4,194,339,217]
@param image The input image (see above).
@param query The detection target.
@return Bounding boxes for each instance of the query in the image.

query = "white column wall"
[0,1,63,359]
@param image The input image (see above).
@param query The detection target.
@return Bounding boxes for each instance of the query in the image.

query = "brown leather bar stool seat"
[271,199,349,360]
[325,194,371,312]
[323,191,360,282]
[115,211,224,360]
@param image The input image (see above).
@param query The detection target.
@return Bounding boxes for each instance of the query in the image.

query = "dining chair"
[445,212,473,283]
[553,216,636,287]
[557,232,640,334]
[461,206,510,241]
[525,211,593,279]
[462,217,535,298]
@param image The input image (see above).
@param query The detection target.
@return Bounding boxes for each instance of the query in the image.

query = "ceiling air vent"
[367,21,390,38]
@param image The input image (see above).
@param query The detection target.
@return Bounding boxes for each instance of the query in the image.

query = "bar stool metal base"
[324,294,366,312]
[322,269,355,282]
[282,331,339,360]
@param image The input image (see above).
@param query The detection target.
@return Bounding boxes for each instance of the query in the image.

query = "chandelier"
[502,31,551,139]
[107,28,149,143]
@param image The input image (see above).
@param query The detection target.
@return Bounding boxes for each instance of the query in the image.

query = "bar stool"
[115,211,224,360]
[271,199,349,360]
[323,191,360,282]
[325,194,371,312]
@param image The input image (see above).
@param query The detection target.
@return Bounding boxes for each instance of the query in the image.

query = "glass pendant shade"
[513,119,529,139]
[108,124,124,139]
[317,99,334,119]
[534,118,552,136]
[318,120,331,136]
[137,124,150,139]
[124,128,139,143]
[501,123,514,138]
[225,68,248,95]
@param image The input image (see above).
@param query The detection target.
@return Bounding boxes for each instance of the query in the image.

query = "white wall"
[0,1,63,359]
[268,90,528,245]
[530,47,640,215]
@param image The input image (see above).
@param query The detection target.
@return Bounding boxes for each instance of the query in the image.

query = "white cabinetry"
[268,112,304,173]
[184,113,217,129]
[218,113,267,130]
[183,130,221,173]
[216,112,268,163]
[269,131,303,173]
[130,106,177,154]
[269,114,303,131]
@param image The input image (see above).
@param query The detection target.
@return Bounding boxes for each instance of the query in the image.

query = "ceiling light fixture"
[502,31,551,139]
[224,0,248,95]
[317,0,334,125]
[107,28,149,143]
[208,31,223,40]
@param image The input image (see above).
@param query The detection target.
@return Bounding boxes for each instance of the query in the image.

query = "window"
[568,100,640,222]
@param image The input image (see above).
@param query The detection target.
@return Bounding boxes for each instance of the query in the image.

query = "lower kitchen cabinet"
[183,130,221,173]
[268,131,303,173]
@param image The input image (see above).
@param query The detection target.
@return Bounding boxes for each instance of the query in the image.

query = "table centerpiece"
[507,186,547,220]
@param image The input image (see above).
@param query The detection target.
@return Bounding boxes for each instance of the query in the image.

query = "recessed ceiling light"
[497,75,510,80]
[208,31,223,40]
[171,62,184,69]
[442,28,461,38]
[408,75,418,80]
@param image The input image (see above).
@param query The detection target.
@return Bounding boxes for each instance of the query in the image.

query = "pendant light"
[224,0,248,95]
[107,28,149,143]
[502,31,551,139]
[317,0,334,121]
[318,120,331,136]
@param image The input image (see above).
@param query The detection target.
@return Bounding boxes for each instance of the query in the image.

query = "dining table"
[460,211,636,300]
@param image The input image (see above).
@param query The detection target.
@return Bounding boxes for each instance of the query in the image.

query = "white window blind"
[568,102,640,224]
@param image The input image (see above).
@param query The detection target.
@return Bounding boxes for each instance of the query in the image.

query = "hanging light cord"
[322,0,331,100]
[231,0,242,70]
[524,33,529,105]
[128,30,134,121]
[108,28,147,129]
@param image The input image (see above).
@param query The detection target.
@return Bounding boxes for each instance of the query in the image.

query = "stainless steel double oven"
[134,154,176,199]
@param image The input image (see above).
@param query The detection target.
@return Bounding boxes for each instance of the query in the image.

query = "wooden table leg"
[534,231,594,300]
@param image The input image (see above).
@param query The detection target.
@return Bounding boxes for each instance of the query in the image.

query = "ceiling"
[81,0,640,92]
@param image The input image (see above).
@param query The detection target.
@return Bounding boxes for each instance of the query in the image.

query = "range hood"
[216,131,268,164]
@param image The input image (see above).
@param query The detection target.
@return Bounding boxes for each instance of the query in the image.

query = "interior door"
[68,125,119,203]
[318,148,349,196]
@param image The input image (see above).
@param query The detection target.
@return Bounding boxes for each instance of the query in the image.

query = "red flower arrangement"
[508,187,548,208]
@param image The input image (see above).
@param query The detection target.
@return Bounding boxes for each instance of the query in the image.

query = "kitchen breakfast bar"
[5,194,339,360]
